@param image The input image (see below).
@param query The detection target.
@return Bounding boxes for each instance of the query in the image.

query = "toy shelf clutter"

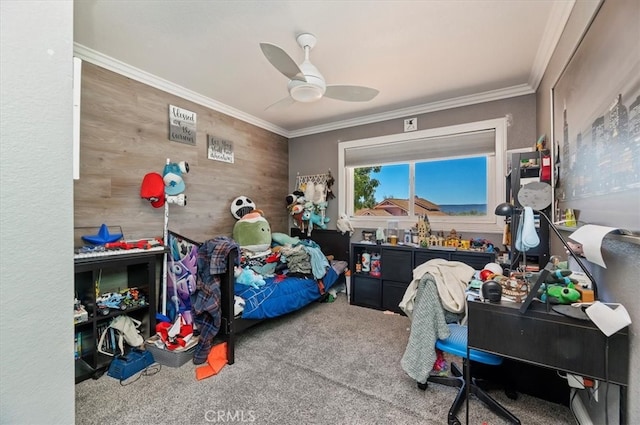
[349,243,495,314]
[74,249,165,383]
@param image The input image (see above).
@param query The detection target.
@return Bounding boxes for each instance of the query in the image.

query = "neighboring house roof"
[355,196,448,216]
[355,208,393,216]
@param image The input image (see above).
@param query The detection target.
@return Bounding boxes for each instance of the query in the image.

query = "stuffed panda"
[230,196,257,220]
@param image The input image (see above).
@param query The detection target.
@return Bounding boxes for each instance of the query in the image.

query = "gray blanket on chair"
[401,273,451,384]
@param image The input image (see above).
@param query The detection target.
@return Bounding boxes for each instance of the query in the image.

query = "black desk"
[467,300,629,421]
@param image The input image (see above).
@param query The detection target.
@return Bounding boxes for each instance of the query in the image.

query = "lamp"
[494,202,598,313]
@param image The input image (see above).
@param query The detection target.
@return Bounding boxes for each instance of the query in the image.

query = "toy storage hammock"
[294,171,333,236]
[295,172,330,196]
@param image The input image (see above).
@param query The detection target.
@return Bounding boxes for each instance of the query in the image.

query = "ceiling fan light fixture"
[261,32,378,107]
[289,83,324,103]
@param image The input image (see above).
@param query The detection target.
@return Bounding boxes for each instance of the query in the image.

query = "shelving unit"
[74,250,164,383]
[350,243,495,314]
[504,151,551,272]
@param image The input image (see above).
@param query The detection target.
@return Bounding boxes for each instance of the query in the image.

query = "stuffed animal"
[285,190,305,209]
[303,183,315,205]
[231,195,257,220]
[312,183,326,205]
[234,267,266,289]
[545,269,578,286]
[325,173,335,200]
[272,232,300,246]
[309,211,330,228]
[232,211,272,252]
[286,191,307,232]
[336,214,354,236]
[290,204,306,232]
[541,283,581,304]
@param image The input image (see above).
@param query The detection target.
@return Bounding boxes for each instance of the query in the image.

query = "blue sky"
[372,157,487,205]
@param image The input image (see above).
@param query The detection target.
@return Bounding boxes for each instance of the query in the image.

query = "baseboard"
[571,389,594,425]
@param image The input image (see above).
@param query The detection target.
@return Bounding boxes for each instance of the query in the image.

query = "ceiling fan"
[260,33,379,108]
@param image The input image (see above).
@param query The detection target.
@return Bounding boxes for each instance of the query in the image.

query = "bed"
[210,228,350,364]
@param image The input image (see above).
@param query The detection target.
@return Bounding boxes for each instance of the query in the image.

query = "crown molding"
[288,84,534,138]
[74,43,537,140]
[73,43,290,137]
[528,0,576,91]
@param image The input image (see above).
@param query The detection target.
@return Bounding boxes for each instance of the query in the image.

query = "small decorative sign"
[207,135,234,163]
[168,105,197,145]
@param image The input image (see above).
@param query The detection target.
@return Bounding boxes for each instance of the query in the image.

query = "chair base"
[420,361,521,425]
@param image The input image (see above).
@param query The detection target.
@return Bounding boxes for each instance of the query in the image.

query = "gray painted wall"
[289,94,536,242]
[0,1,75,424]
[537,1,638,422]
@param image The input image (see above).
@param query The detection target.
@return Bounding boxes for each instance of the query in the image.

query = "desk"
[467,300,629,421]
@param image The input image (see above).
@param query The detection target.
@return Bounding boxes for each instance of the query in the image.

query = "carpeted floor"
[75,294,576,424]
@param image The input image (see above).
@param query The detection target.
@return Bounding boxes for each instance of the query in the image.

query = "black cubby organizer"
[349,243,495,314]
[74,250,164,383]
[504,151,551,272]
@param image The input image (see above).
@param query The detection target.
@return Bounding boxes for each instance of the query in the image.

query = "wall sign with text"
[169,105,196,145]
[207,135,234,164]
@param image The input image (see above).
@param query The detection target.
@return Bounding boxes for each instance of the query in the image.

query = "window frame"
[338,118,507,233]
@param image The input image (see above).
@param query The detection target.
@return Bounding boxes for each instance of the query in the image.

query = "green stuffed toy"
[232,211,271,252]
[539,268,581,304]
[541,284,581,304]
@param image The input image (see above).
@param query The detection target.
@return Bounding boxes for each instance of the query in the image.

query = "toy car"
[121,288,147,308]
[96,292,126,315]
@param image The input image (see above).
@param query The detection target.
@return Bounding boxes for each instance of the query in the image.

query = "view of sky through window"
[358,156,488,216]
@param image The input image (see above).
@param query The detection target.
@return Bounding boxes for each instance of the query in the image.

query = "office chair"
[419,323,521,425]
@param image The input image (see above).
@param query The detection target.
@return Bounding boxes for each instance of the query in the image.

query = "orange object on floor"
[195,342,228,380]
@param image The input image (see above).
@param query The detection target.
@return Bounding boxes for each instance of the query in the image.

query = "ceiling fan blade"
[260,43,306,82]
[324,85,379,102]
[265,96,296,111]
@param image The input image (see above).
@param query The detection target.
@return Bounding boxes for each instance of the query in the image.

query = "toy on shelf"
[105,238,163,251]
[96,292,127,316]
[81,224,123,245]
[417,215,431,247]
[336,214,354,236]
[74,298,89,324]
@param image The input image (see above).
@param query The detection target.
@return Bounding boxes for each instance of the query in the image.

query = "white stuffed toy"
[336,214,354,236]
[312,183,326,205]
[303,183,315,205]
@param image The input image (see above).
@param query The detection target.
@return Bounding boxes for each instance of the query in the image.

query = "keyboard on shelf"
[74,245,166,260]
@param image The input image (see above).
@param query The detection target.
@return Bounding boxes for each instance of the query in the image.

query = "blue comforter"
[234,267,340,320]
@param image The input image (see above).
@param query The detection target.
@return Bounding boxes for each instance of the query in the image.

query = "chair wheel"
[448,417,462,425]
[505,389,518,400]
[417,381,428,391]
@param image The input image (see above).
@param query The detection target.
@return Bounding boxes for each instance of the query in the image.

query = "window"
[338,118,507,233]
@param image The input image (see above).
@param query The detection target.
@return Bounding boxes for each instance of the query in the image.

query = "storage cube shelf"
[74,249,165,383]
[350,243,495,314]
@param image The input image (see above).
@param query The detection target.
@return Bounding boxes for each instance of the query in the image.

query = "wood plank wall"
[74,63,289,245]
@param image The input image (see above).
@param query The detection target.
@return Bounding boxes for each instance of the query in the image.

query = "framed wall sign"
[207,135,234,163]
[168,105,197,145]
